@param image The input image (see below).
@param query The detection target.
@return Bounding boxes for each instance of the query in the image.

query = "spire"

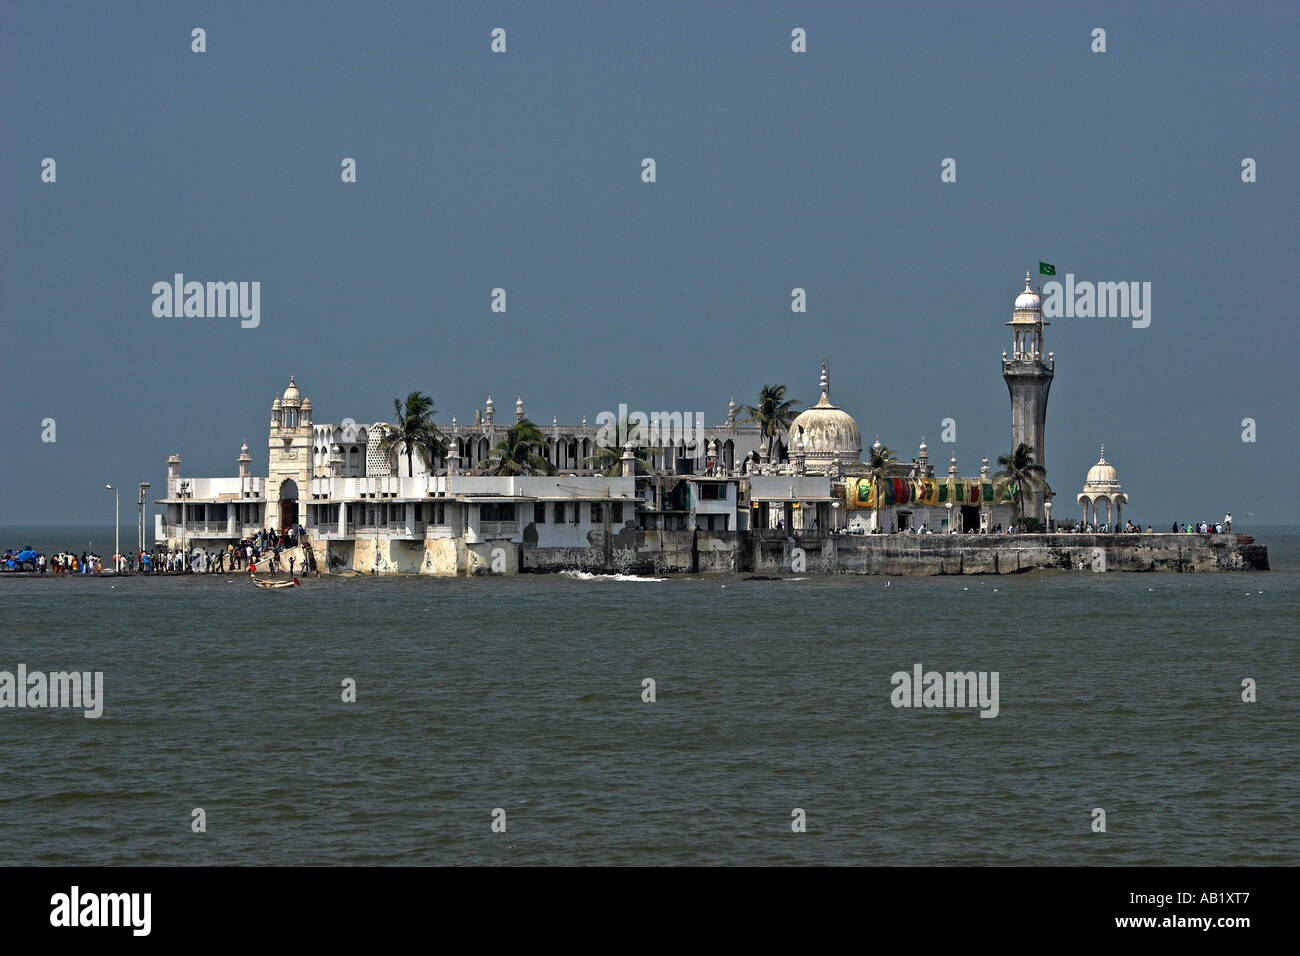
[819,359,830,404]
[515,394,524,423]
[1099,443,1106,463]
[1024,271,1033,291]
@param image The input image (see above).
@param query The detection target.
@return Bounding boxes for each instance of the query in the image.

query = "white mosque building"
[153,273,1127,572]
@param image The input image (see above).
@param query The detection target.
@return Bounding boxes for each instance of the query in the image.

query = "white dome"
[282,375,301,403]
[1086,461,1117,484]
[789,404,862,456]
[1014,272,1041,311]
[1084,446,1120,487]
[787,362,862,471]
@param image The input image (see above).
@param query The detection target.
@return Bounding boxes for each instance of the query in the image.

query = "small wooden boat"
[251,575,300,589]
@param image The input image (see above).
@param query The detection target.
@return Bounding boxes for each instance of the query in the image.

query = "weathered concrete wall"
[422,536,463,576]
[523,541,629,573]
[748,532,1268,575]
[632,530,696,574]
[466,541,519,575]
[323,539,355,573]
[312,530,1267,576]
[522,524,634,574]
[695,531,740,573]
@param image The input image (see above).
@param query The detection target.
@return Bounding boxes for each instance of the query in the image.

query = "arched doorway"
[279,479,299,531]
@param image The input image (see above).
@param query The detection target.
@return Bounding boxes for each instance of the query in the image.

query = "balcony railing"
[178,521,233,536]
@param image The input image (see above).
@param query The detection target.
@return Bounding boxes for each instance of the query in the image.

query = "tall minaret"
[267,376,313,531]
[1002,272,1054,519]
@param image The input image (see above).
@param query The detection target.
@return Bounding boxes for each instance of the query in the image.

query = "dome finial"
[820,358,829,402]
[1025,271,1033,291]
[1099,443,1105,463]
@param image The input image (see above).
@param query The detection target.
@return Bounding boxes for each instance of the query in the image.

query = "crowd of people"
[10,526,318,577]
[1172,514,1232,534]
[44,551,104,573]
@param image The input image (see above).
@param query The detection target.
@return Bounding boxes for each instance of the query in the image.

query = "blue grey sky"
[3,1,1296,526]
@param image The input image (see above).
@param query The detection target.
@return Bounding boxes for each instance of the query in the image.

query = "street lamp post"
[137,481,151,556]
[105,484,119,573]
[1044,500,1053,534]
[179,479,190,570]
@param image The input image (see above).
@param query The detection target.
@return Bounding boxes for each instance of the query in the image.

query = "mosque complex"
[152,272,1250,576]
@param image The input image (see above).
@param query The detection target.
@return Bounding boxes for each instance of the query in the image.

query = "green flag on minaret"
[1039,261,1056,276]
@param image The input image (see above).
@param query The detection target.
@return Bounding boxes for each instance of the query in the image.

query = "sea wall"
[313,531,1267,576]
[520,524,637,574]
[747,532,1268,576]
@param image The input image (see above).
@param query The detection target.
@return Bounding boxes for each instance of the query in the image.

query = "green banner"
[1039,261,1056,276]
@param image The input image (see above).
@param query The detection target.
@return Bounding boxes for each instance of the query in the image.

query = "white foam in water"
[560,570,667,582]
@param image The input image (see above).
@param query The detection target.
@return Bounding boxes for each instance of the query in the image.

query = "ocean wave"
[559,570,667,582]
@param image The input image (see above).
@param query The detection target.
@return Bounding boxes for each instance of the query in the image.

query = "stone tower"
[267,376,313,531]
[1001,272,1054,519]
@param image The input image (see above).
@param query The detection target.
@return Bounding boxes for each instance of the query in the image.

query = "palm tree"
[378,391,447,477]
[994,442,1049,524]
[741,385,801,462]
[477,419,555,476]
[582,418,657,476]
[864,440,897,514]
